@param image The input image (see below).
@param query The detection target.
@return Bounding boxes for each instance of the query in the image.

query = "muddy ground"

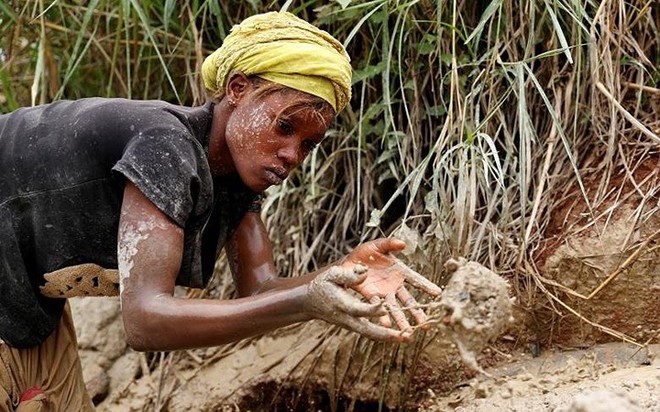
[72,301,659,411]
[423,343,659,411]
[71,273,658,411]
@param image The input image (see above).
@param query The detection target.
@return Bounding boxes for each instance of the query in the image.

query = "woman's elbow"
[124,332,151,352]
[120,299,165,352]
[122,313,155,351]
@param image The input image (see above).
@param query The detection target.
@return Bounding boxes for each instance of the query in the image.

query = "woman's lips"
[264,169,285,185]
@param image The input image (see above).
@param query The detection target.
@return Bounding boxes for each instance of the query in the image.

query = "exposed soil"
[81,311,658,411]
[532,156,660,347]
[422,343,659,412]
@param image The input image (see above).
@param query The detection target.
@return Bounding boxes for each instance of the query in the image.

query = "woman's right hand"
[303,265,411,342]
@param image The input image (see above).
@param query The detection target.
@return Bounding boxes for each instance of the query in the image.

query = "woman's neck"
[207,99,236,176]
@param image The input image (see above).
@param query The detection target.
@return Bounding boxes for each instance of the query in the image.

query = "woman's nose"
[277,141,303,166]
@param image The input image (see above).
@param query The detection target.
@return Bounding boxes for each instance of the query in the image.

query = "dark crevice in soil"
[234,381,401,412]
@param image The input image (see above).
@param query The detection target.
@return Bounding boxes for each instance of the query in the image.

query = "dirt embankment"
[530,157,659,348]
[72,298,659,411]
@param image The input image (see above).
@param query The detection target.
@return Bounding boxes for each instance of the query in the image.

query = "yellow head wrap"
[201,12,352,113]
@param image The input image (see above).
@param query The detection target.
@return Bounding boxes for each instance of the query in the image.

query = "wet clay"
[433,258,513,371]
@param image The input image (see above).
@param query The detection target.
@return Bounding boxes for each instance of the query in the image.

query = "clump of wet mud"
[432,257,513,372]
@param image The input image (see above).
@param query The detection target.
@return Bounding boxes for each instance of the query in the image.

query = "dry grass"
[1,0,658,409]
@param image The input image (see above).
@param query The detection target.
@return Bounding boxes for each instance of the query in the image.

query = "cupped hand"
[304,264,408,342]
[341,238,443,336]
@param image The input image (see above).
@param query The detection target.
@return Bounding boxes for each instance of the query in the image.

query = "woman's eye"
[277,119,293,135]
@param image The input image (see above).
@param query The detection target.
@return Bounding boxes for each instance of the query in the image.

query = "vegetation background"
[0,0,658,408]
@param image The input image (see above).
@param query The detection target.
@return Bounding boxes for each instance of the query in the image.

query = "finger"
[370,296,392,327]
[396,286,429,329]
[334,314,410,343]
[385,293,412,333]
[325,266,367,287]
[395,261,443,296]
[378,313,392,328]
[327,284,386,317]
[368,238,407,255]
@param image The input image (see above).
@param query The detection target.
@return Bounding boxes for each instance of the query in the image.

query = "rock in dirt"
[71,297,126,360]
[556,389,644,412]
[433,258,513,371]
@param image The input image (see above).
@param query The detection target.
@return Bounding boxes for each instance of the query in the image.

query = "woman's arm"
[224,212,280,297]
[118,182,399,351]
[224,212,332,296]
[225,213,444,334]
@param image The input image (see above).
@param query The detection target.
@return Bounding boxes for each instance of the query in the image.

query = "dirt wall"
[532,157,659,347]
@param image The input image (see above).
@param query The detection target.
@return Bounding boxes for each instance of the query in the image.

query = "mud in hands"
[305,238,442,343]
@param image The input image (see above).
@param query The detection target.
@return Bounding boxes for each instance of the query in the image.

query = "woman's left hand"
[340,238,443,338]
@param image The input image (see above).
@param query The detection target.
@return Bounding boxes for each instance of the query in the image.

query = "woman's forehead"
[267,93,333,125]
[256,86,331,112]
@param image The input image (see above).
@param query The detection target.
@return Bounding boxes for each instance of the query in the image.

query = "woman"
[0,12,441,410]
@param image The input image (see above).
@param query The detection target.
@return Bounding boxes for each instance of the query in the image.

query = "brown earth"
[531,156,659,347]
[422,343,659,412]
[71,299,659,411]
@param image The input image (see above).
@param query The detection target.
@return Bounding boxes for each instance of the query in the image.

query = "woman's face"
[224,86,334,192]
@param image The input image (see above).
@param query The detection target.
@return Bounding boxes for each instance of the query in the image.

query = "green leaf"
[352,62,384,84]
[466,0,503,44]
[0,68,18,111]
[0,1,17,23]
[426,105,447,117]
[343,1,386,47]
[163,0,176,31]
[54,0,100,100]
[335,0,352,9]
[417,34,436,55]
[440,53,452,65]
[128,0,181,103]
[544,0,574,64]
[209,0,222,17]
[31,37,45,106]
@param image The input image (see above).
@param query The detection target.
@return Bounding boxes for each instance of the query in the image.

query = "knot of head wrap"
[201,12,352,113]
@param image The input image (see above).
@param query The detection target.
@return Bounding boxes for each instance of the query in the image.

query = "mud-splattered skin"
[207,73,333,192]
[117,73,443,350]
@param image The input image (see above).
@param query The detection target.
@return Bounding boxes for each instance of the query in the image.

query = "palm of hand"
[341,241,404,297]
[338,238,442,334]
[351,265,404,299]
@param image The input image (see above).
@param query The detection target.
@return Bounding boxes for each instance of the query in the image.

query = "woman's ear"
[225,72,252,105]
